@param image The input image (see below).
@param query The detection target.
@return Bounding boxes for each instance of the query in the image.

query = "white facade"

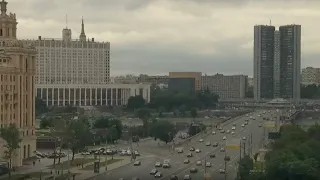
[201,74,247,99]
[22,19,110,85]
[36,84,150,107]
[302,67,320,85]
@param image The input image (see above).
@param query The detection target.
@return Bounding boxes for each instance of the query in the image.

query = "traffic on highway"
[93,110,279,180]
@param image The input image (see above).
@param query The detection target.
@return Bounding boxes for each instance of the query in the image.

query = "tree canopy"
[127,95,146,110]
[0,123,21,175]
[150,120,177,143]
[300,84,320,99]
[147,88,219,111]
[238,124,320,180]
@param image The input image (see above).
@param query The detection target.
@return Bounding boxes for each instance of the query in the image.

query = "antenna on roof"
[269,18,272,26]
[66,14,68,28]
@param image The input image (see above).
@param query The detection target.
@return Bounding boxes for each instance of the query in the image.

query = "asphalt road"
[93,110,274,180]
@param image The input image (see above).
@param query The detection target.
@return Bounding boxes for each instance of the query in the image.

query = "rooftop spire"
[0,0,7,15]
[79,16,86,41]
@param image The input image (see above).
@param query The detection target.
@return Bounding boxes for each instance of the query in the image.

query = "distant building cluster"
[112,72,249,100]
[301,67,320,85]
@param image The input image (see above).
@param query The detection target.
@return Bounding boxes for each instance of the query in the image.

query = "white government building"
[22,17,150,106]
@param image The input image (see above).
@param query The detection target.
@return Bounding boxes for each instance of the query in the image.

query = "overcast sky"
[7,0,320,76]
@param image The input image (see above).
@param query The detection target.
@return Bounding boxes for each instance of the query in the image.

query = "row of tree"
[245,84,320,99]
[237,124,320,180]
[127,88,219,111]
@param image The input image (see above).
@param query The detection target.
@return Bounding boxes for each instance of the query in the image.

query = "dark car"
[170,175,179,180]
[210,154,216,158]
[150,169,158,175]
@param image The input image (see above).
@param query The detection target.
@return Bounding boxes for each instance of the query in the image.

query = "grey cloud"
[6,0,320,76]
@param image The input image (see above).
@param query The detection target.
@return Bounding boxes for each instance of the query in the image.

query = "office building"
[168,78,195,94]
[169,72,202,90]
[301,67,320,85]
[0,0,37,167]
[202,74,247,99]
[279,25,301,101]
[253,25,275,101]
[22,18,110,85]
[36,84,150,107]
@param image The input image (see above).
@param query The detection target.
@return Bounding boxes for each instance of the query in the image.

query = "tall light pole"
[104,128,108,171]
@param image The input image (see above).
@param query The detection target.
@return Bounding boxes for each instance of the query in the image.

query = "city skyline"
[7,0,320,76]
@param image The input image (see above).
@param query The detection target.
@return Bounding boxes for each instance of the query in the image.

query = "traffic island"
[48,158,95,170]
[81,159,122,171]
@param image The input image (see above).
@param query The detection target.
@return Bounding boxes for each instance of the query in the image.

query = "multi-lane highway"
[93,110,274,180]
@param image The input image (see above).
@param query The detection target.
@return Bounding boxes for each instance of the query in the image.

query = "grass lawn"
[81,159,122,170]
[0,172,49,180]
[48,158,95,170]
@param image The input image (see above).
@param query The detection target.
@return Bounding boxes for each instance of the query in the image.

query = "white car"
[241,124,245,127]
[212,131,216,135]
[219,168,226,173]
[199,139,204,142]
[196,161,202,166]
[205,162,211,167]
[242,136,246,140]
[218,127,223,130]
[184,174,191,180]
[195,149,201,153]
[81,152,90,155]
[206,142,211,146]
[223,136,227,140]
[232,127,236,130]
[226,130,230,134]
[231,131,235,135]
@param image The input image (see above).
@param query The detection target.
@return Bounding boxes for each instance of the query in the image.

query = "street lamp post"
[105,128,108,171]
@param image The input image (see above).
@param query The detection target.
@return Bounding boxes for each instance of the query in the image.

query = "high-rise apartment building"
[253,25,275,101]
[0,0,37,166]
[253,24,301,102]
[22,18,110,85]
[301,67,320,85]
[279,25,301,101]
[273,30,280,98]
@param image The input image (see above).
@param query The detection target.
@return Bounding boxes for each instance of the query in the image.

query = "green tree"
[35,97,48,116]
[300,84,319,99]
[158,106,165,117]
[0,124,22,178]
[66,119,92,160]
[190,108,197,121]
[93,116,123,142]
[245,86,254,98]
[238,155,254,180]
[150,120,176,143]
[188,123,206,136]
[127,95,146,110]
[39,117,54,129]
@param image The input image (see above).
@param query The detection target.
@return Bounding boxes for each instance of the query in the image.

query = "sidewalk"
[72,156,133,180]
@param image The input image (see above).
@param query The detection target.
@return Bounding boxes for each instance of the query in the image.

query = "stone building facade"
[0,0,37,167]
